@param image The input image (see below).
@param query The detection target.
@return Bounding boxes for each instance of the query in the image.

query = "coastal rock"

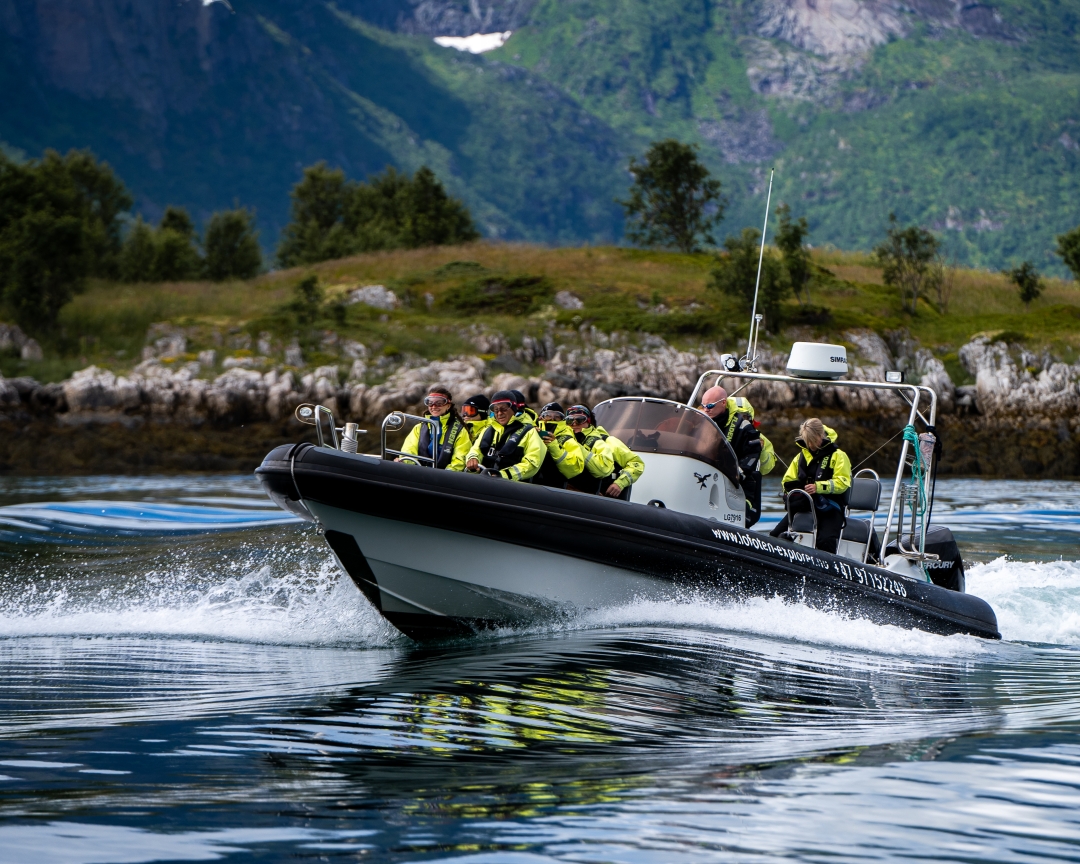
[347,285,399,310]
[358,357,487,421]
[0,323,31,353]
[4,328,1079,431]
[960,336,1080,416]
[554,290,584,310]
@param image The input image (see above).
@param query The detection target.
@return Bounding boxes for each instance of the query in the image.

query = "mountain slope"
[2,0,1079,270]
[0,0,628,246]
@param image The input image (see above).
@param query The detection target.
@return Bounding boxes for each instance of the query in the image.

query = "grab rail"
[381,412,441,465]
[294,403,366,451]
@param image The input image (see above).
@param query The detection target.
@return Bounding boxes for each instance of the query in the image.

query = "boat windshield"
[594,398,739,484]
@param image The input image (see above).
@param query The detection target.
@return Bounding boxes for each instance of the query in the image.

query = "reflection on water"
[0,474,1078,862]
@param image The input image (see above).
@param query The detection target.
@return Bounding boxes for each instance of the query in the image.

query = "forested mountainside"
[2,0,1078,270]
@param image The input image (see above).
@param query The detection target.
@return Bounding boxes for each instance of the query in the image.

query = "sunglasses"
[702,401,725,411]
[424,396,450,408]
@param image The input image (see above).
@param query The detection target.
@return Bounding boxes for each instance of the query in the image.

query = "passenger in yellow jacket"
[596,429,645,498]
[397,386,472,471]
[564,405,645,499]
[769,418,852,553]
[465,390,546,482]
[459,394,491,444]
[532,402,586,488]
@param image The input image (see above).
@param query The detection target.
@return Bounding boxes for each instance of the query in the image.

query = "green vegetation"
[874,215,942,316]
[1005,261,1043,308]
[0,149,130,330]
[203,208,262,281]
[6,0,1079,272]
[710,228,787,325]
[1059,226,1080,282]
[775,205,812,305]
[6,242,1080,386]
[619,140,725,253]
[277,163,478,267]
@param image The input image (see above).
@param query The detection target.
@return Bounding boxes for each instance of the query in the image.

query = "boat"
[255,339,1000,642]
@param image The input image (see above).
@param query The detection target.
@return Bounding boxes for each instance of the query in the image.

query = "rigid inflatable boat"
[255,341,1000,642]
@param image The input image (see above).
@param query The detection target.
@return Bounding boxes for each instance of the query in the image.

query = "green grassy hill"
[2,0,1079,270]
[4,242,1078,385]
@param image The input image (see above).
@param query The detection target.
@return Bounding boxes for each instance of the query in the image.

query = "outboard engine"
[884,525,965,592]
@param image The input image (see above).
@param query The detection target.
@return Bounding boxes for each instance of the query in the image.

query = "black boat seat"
[848,477,881,512]
[839,474,883,563]
[840,518,872,542]
[786,510,817,548]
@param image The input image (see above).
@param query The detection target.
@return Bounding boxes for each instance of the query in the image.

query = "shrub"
[204,208,262,281]
[277,163,479,267]
[441,275,554,315]
[0,148,131,331]
[619,140,725,254]
[1004,261,1042,308]
[873,213,940,315]
[708,227,788,327]
[1057,225,1080,282]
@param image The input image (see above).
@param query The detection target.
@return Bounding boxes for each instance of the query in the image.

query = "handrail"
[683,368,939,559]
[380,412,441,466]
[784,488,817,548]
[294,403,340,449]
[852,468,881,564]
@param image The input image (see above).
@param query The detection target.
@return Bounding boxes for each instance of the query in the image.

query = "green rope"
[902,424,930,580]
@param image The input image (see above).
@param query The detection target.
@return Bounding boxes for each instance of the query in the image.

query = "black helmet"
[489,390,518,410]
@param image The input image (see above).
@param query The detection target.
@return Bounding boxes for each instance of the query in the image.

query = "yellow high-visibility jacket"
[400,412,471,471]
[594,426,646,491]
[538,420,586,479]
[466,420,547,482]
[781,425,852,499]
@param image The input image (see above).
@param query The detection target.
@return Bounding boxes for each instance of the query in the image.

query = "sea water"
[0,474,1079,863]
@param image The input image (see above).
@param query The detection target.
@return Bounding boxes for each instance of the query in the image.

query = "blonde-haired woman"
[769,417,852,553]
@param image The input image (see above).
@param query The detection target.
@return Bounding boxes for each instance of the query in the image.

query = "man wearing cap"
[564,405,644,498]
[699,385,776,527]
[460,394,490,443]
[532,402,586,488]
[465,390,546,482]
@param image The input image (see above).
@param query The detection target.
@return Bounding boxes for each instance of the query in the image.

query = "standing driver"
[699,385,775,527]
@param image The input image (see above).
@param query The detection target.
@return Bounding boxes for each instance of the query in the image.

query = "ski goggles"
[460,404,481,419]
[489,401,516,414]
[565,413,590,426]
[424,395,450,409]
[539,410,565,421]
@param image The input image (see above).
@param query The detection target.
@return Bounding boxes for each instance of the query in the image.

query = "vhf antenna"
[743,169,774,372]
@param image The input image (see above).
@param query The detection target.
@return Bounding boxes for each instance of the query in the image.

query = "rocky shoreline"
[2,326,1079,476]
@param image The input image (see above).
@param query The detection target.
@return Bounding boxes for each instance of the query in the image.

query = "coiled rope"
[902,424,930,580]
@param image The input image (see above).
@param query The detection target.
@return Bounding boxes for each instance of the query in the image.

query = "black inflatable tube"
[256,444,1000,641]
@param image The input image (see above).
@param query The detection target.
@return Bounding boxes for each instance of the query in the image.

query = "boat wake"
[1,476,1078,651]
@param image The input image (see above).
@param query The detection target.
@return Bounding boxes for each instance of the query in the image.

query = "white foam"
[574,594,989,658]
[0,548,399,648]
[967,557,1080,645]
[433,31,512,53]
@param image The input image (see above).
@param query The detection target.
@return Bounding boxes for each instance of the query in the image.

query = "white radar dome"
[786,342,848,380]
